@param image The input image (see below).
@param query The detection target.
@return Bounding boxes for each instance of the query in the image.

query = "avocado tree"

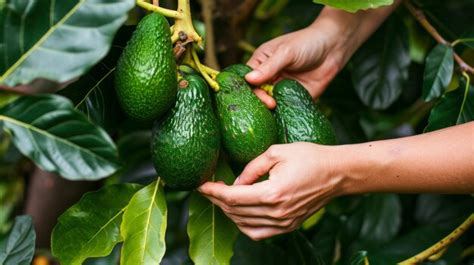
[0,0,473,264]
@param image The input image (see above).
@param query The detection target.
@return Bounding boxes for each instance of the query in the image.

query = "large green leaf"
[422,44,454,101]
[349,250,369,265]
[231,235,287,265]
[120,180,167,265]
[51,184,141,265]
[287,231,322,265]
[0,94,121,180]
[313,0,393,12]
[359,194,401,244]
[342,194,401,246]
[0,215,35,265]
[425,79,474,132]
[350,16,410,110]
[414,195,474,229]
[188,157,239,265]
[0,0,134,91]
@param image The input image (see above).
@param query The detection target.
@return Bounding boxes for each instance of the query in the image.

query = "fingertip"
[253,89,276,109]
[245,70,262,83]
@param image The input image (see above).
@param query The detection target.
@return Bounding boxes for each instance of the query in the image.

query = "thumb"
[245,50,289,85]
[234,147,279,185]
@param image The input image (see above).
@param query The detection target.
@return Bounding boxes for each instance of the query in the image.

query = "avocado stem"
[191,48,220,91]
[171,0,203,46]
[261,84,274,96]
[136,0,182,19]
[136,0,203,46]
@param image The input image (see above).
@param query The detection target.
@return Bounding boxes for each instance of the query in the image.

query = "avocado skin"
[222,64,253,79]
[216,72,277,163]
[151,75,220,190]
[115,13,177,121]
[273,79,337,145]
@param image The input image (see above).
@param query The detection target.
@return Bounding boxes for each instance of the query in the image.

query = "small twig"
[237,40,256,53]
[136,0,182,19]
[191,48,219,91]
[403,0,474,74]
[399,213,474,264]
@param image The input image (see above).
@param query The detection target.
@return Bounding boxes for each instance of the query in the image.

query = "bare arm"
[341,122,474,194]
[199,123,474,240]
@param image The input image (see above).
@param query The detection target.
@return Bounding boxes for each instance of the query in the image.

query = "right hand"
[246,23,346,108]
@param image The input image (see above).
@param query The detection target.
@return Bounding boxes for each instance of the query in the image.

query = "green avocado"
[273,79,337,145]
[215,72,277,163]
[115,13,177,121]
[222,64,253,79]
[151,75,220,190]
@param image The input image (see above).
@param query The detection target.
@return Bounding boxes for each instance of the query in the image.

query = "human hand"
[198,142,345,240]
[246,21,347,109]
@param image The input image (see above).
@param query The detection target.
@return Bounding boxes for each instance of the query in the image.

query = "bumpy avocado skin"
[216,72,277,163]
[273,79,337,145]
[151,75,220,190]
[222,64,253,79]
[115,13,177,121]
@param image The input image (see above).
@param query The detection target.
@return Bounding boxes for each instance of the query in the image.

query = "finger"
[228,213,294,228]
[238,226,290,241]
[253,89,276,109]
[198,181,268,206]
[245,50,290,85]
[235,146,280,185]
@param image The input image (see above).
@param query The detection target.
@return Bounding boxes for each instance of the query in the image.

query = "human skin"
[199,122,474,240]
[248,2,401,108]
[198,2,474,241]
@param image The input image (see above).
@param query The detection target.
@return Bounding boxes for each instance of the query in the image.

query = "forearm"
[336,122,474,194]
[311,0,401,67]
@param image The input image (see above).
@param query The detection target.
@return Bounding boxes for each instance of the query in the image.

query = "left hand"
[198,142,345,240]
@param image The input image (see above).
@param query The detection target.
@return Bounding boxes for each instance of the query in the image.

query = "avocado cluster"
[115,14,336,190]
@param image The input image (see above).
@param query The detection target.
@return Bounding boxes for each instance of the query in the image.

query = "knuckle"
[224,196,238,206]
[266,145,280,159]
[270,208,288,219]
[265,189,284,205]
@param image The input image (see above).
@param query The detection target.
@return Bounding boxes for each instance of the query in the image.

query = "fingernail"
[246,70,260,80]
[234,176,241,185]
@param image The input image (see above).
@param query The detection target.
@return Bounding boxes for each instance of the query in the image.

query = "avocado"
[273,79,337,145]
[215,72,277,163]
[115,13,177,121]
[222,64,253,79]
[151,75,220,190]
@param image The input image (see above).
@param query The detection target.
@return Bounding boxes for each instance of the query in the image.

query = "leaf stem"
[457,72,471,123]
[403,0,474,74]
[136,0,182,19]
[191,48,219,91]
[451,38,474,48]
[399,213,474,264]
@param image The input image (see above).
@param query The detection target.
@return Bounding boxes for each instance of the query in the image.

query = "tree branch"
[399,213,474,264]
[403,0,474,74]
[201,0,220,69]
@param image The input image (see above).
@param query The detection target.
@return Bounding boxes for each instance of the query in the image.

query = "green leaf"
[0,0,134,90]
[188,158,239,265]
[0,94,121,180]
[231,235,287,265]
[359,194,401,244]
[422,44,454,101]
[0,215,35,265]
[349,250,369,265]
[120,180,167,265]
[414,195,474,229]
[51,184,141,265]
[425,79,474,132]
[350,16,410,110]
[287,231,322,265]
[313,0,393,12]
[343,194,401,245]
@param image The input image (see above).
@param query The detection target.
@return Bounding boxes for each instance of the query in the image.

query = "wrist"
[328,143,387,196]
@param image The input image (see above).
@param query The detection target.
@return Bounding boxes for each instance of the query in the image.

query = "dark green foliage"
[115,13,177,121]
[273,79,337,145]
[215,72,277,163]
[151,75,220,190]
